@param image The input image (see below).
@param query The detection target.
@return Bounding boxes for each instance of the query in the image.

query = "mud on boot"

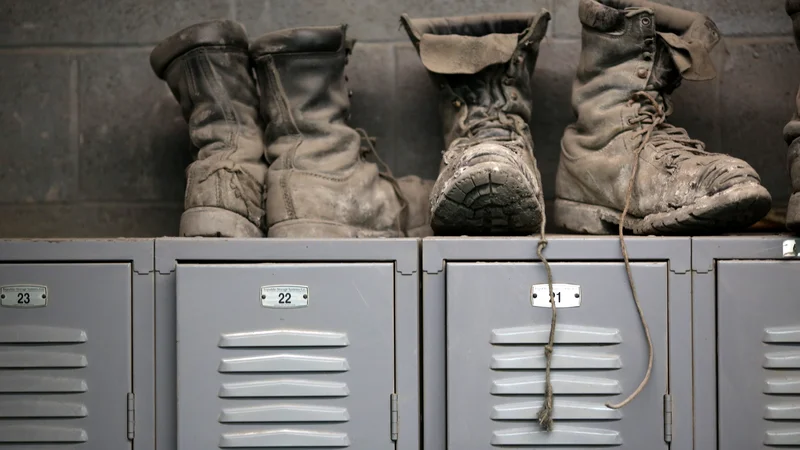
[555,0,771,235]
[401,12,551,236]
[150,20,269,238]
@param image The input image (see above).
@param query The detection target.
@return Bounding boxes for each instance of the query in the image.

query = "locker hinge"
[127,392,135,441]
[390,393,399,442]
[663,394,672,443]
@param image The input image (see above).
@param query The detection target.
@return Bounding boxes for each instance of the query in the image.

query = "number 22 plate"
[261,285,309,309]
[531,284,581,309]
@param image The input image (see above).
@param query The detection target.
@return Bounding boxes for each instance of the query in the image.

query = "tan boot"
[151,20,268,237]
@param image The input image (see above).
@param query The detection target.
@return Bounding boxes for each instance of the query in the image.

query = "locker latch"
[663,394,672,443]
[390,393,399,441]
[127,392,135,441]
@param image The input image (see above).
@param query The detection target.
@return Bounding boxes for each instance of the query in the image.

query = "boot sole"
[554,183,772,235]
[431,163,543,236]
[787,192,800,232]
[268,219,403,238]
[180,207,264,238]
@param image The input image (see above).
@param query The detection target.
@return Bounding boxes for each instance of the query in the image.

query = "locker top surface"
[692,234,799,272]
[0,239,153,273]
[422,236,690,274]
[155,237,419,275]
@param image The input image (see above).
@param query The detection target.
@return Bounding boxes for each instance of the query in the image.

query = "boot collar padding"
[150,19,249,79]
[401,12,550,75]
[250,25,346,57]
[579,0,720,81]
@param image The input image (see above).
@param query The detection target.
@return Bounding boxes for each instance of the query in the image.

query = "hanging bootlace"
[355,128,410,237]
[534,182,557,431]
[605,90,666,410]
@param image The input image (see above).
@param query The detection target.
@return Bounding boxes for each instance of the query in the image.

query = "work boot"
[401,12,551,236]
[250,25,430,238]
[555,0,771,235]
[785,0,800,232]
[150,20,268,237]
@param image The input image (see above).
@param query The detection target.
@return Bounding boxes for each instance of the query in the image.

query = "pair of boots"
[403,0,771,237]
[151,22,433,238]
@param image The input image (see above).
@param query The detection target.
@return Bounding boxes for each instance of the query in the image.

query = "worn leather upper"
[557,0,763,217]
[150,19,249,78]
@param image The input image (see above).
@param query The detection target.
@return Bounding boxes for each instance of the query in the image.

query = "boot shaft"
[401,12,550,148]
[569,0,720,149]
[250,26,360,174]
[151,20,265,160]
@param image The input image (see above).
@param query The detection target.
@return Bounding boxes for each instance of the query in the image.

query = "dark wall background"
[0,0,796,237]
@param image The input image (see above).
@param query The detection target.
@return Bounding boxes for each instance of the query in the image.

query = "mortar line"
[69,56,80,200]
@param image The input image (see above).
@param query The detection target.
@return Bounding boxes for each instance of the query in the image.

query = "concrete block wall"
[0,0,796,237]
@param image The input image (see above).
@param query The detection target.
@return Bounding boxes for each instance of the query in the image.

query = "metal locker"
[0,240,155,450]
[422,237,693,450]
[692,236,800,450]
[154,238,420,450]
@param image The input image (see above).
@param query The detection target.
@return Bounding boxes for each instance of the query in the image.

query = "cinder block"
[392,44,442,179]
[0,203,182,238]
[78,50,190,202]
[238,0,550,42]
[530,38,581,199]
[663,0,791,37]
[554,0,792,39]
[346,43,398,171]
[0,53,76,203]
[721,40,800,203]
[0,0,232,45]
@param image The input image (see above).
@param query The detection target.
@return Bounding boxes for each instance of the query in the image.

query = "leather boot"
[151,20,268,237]
[401,12,551,236]
[786,0,800,231]
[555,0,771,235]
[251,25,429,238]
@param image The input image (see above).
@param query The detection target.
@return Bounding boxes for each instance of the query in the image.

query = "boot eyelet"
[644,37,655,46]
[503,78,513,85]
[627,117,636,125]
[348,90,353,97]
[641,17,652,27]
[636,68,648,79]
[643,52,653,61]
[453,99,462,108]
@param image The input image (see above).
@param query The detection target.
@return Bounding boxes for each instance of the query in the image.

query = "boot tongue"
[419,33,519,75]
[657,28,717,81]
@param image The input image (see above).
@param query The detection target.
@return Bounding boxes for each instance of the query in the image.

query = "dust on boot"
[401,12,551,236]
[555,0,771,235]
[785,0,800,231]
[150,20,268,237]
[250,25,424,238]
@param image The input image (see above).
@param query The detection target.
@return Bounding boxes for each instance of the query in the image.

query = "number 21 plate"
[261,285,309,309]
[531,283,581,309]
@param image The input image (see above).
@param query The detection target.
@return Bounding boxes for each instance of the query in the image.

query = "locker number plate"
[261,285,309,309]
[531,284,581,309]
[1,285,48,308]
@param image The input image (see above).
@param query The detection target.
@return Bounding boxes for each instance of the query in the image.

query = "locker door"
[0,263,133,449]
[718,261,800,449]
[176,263,396,450]
[446,262,669,449]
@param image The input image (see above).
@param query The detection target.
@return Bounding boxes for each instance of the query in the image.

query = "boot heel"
[180,207,264,238]
[554,199,619,235]
[788,193,800,232]
[268,219,401,238]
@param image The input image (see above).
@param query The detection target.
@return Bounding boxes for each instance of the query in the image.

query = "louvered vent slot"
[0,325,89,444]
[490,325,622,447]
[763,326,800,447]
[218,329,350,448]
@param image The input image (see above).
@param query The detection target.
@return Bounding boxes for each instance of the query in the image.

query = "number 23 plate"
[261,285,309,309]
[531,284,581,308]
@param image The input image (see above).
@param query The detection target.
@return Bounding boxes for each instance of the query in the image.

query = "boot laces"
[356,128,410,237]
[628,92,708,165]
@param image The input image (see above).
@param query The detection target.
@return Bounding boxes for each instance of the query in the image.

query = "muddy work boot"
[150,20,268,238]
[401,12,551,236]
[555,0,771,235]
[785,0,800,232]
[250,25,417,238]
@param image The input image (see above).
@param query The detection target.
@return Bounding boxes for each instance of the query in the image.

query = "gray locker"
[0,240,155,450]
[693,236,800,450]
[422,237,693,450]
[154,238,420,450]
